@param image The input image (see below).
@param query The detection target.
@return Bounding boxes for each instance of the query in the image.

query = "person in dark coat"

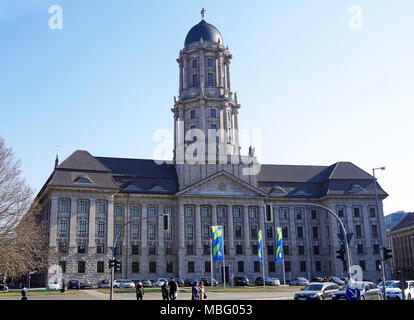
[161,281,170,300]
[136,282,144,300]
[21,285,28,300]
[191,281,200,300]
[169,278,178,300]
[60,279,66,293]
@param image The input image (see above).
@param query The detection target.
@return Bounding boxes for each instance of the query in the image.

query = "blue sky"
[1,0,413,215]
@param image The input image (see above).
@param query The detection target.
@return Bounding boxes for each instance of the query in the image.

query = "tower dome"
[184,19,223,45]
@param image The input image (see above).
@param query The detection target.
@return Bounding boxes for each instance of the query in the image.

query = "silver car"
[291,277,309,286]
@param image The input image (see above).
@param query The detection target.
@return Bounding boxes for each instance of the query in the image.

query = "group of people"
[135,278,207,301]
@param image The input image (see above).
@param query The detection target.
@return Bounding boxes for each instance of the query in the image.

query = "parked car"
[154,278,169,287]
[271,278,281,286]
[291,277,309,286]
[184,279,199,287]
[113,279,135,288]
[234,276,250,286]
[333,281,383,300]
[47,280,61,290]
[378,280,399,292]
[294,282,340,300]
[79,282,93,289]
[255,277,277,286]
[0,284,8,292]
[385,280,414,300]
[67,280,81,289]
[98,280,111,288]
[200,278,218,286]
[310,277,324,283]
[175,278,185,287]
[330,277,345,286]
[134,279,153,288]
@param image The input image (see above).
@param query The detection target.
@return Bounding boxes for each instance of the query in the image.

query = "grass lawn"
[0,289,85,297]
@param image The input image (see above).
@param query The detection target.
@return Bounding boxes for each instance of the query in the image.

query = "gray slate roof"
[391,212,414,232]
[39,150,387,199]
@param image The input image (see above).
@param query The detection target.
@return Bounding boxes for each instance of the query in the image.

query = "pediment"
[177,171,267,197]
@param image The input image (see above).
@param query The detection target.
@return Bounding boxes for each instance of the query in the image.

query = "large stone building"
[37,15,389,285]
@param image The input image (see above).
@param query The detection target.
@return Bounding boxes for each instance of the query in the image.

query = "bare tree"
[0,137,47,278]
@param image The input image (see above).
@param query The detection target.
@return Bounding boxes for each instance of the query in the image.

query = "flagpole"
[262,258,265,289]
[223,246,226,291]
[210,238,213,288]
[282,258,286,285]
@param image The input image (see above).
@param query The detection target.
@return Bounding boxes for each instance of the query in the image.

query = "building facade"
[37,15,389,285]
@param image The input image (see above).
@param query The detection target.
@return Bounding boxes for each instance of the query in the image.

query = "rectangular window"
[131,206,140,217]
[202,206,210,218]
[353,207,360,217]
[186,207,193,217]
[254,261,260,272]
[59,261,66,274]
[298,246,305,255]
[210,108,216,118]
[300,261,307,272]
[235,225,242,238]
[78,242,86,254]
[295,209,302,219]
[207,58,213,67]
[356,224,362,237]
[165,225,172,239]
[78,261,86,273]
[266,225,273,239]
[280,208,288,219]
[252,245,258,255]
[192,59,198,68]
[114,224,122,239]
[78,220,87,235]
[369,207,376,217]
[313,246,320,255]
[132,245,140,255]
[251,225,258,238]
[96,243,105,254]
[166,245,173,255]
[359,260,366,271]
[249,207,257,218]
[166,261,173,273]
[59,220,68,235]
[297,227,304,239]
[238,261,244,273]
[207,73,214,86]
[269,261,275,273]
[373,244,380,254]
[267,245,274,255]
[205,261,211,273]
[357,244,364,254]
[282,226,288,238]
[234,207,241,218]
[132,262,139,273]
[186,225,193,238]
[131,224,139,237]
[203,225,210,238]
[115,244,122,255]
[115,206,122,217]
[59,199,69,213]
[97,221,105,236]
[371,225,378,237]
[375,260,381,271]
[283,245,289,255]
[338,208,344,217]
[312,226,319,238]
[148,207,156,217]
[187,245,194,255]
[79,200,88,213]
[188,262,195,273]
[315,261,321,272]
[236,245,243,255]
[97,261,104,273]
[97,201,105,214]
[218,207,225,218]
[203,245,210,255]
[58,240,67,253]
[311,209,317,220]
[149,262,156,273]
[148,225,156,238]
[285,261,291,272]
[192,74,198,87]
[148,245,156,255]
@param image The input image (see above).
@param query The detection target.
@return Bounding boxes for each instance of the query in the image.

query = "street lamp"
[373,166,386,299]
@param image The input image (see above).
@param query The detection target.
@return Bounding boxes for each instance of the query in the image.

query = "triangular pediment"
[177,171,267,197]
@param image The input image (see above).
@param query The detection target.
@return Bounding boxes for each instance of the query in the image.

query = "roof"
[391,212,414,232]
[185,20,223,45]
[257,162,388,199]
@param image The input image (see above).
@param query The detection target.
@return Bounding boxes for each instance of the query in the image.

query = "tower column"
[183,54,188,89]
[234,108,240,155]
[226,61,231,92]
[227,205,235,252]
[243,205,250,251]
[211,205,217,226]
[195,205,202,252]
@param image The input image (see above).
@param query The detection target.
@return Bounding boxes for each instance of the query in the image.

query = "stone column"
[243,205,250,253]
[226,61,231,91]
[158,205,165,251]
[227,205,235,252]
[233,109,240,155]
[362,206,373,253]
[141,202,147,250]
[200,48,205,88]
[211,205,217,227]
[106,196,114,251]
[183,54,188,89]
[259,204,266,267]
[195,204,202,252]
[179,62,183,94]
[69,197,78,248]
[177,202,185,278]
[49,195,58,248]
[88,197,96,251]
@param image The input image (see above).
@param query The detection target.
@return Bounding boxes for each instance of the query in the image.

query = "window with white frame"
[201,206,210,218]
[148,207,156,218]
[79,200,88,213]
[233,207,241,218]
[131,224,139,237]
[131,206,140,217]
[218,206,225,218]
[59,199,69,213]
[186,224,193,238]
[97,221,105,236]
[186,207,193,217]
[114,206,123,217]
[59,219,68,235]
[148,225,156,237]
[78,220,87,235]
[249,207,257,218]
[97,201,106,214]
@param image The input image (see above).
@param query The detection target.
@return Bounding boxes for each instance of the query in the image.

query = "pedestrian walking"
[21,285,28,301]
[199,281,207,300]
[161,281,170,300]
[169,277,178,300]
[136,282,144,300]
[191,281,200,300]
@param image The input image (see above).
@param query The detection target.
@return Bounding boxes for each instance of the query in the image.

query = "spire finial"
[201,8,206,20]
[55,145,59,169]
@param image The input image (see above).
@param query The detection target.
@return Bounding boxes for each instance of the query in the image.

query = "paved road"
[0,289,295,300]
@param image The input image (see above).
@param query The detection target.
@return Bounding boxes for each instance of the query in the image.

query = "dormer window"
[348,185,364,193]
[75,176,92,184]
[124,184,143,191]
[293,190,310,196]
[149,185,168,192]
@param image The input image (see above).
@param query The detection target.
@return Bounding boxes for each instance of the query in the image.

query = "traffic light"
[383,247,392,261]
[109,259,115,269]
[114,259,121,273]
[265,204,273,223]
[336,245,346,263]
[162,214,170,232]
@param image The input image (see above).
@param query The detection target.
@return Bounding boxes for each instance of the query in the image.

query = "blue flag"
[276,227,284,262]
[258,230,263,262]
[211,226,224,261]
